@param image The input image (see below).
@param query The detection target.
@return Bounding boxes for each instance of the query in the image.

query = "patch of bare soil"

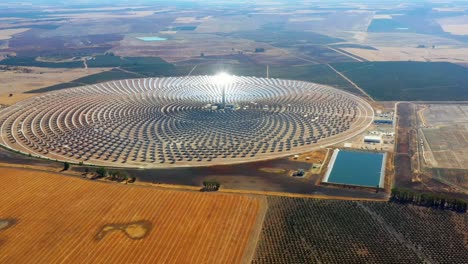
[289,149,327,164]
[258,167,286,174]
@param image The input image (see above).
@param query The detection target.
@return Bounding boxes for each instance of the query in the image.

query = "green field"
[29,63,359,95]
[0,57,84,68]
[228,30,344,47]
[367,19,408,32]
[27,69,143,93]
[12,56,467,101]
[332,61,468,101]
[0,55,171,69]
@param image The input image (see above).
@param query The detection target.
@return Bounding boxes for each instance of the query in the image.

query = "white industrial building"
[364,135,382,144]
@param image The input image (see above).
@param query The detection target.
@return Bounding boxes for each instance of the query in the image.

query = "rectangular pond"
[323,149,386,188]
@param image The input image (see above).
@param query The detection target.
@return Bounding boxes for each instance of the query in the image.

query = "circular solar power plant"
[0,75,374,167]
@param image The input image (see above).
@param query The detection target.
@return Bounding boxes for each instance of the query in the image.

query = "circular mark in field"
[0,76,373,168]
[96,220,152,241]
[0,219,16,231]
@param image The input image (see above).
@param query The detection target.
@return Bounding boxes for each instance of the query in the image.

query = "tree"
[127,176,136,183]
[63,162,70,171]
[96,167,107,178]
[202,180,220,192]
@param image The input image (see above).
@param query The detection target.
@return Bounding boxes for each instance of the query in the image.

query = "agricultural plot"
[421,125,468,169]
[227,29,344,48]
[0,55,171,69]
[0,66,108,105]
[423,104,468,126]
[368,10,446,36]
[29,63,357,95]
[0,28,30,40]
[252,197,468,264]
[438,16,468,35]
[430,167,468,190]
[332,61,468,101]
[420,104,468,170]
[7,30,120,57]
[295,45,358,63]
[340,46,468,63]
[0,168,263,263]
[284,10,373,33]
[113,33,267,62]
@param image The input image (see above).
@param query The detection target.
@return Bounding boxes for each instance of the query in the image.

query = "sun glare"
[214,72,234,85]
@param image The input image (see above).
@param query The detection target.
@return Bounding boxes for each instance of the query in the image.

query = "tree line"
[93,167,135,183]
[390,188,467,213]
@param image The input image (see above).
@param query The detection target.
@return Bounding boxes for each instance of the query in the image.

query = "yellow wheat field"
[0,168,262,263]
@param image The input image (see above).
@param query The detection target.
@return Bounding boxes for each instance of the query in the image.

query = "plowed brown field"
[0,168,263,264]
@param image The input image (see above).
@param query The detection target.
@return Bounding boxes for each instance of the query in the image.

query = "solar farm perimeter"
[0,76,373,168]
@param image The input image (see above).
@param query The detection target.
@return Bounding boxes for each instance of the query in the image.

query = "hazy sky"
[1,0,459,9]
[4,0,441,4]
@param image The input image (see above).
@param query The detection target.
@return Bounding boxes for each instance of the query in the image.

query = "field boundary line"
[187,64,198,76]
[127,181,387,201]
[241,196,268,264]
[327,64,375,102]
[219,188,387,201]
[327,46,365,62]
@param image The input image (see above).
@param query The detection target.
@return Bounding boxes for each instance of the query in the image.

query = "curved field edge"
[23,63,357,95]
[0,167,262,264]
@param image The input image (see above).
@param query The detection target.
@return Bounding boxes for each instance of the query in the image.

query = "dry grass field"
[196,16,262,33]
[437,16,468,35]
[421,125,468,169]
[0,67,108,105]
[0,28,30,40]
[47,11,155,20]
[420,104,468,170]
[422,104,468,126]
[342,47,468,63]
[0,168,264,264]
[113,33,284,63]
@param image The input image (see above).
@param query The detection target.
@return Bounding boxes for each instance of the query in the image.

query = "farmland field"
[422,125,468,169]
[332,61,468,101]
[0,168,263,263]
[418,104,468,190]
[28,63,358,95]
[0,66,108,105]
[252,197,468,263]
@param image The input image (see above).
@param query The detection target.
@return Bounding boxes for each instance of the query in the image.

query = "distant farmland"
[28,62,357,94]
[0,168,263,263]
[7,57,468,101]
[332,61,468,101]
